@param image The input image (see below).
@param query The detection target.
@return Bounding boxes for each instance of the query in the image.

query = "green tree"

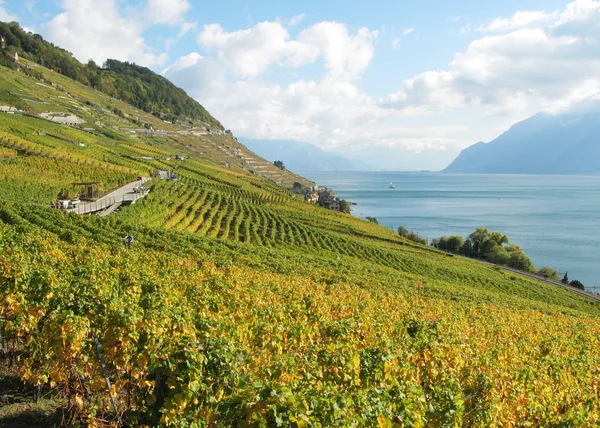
[274,160,285,170]
[507,250,536,273]
[537,267,559,281]
[562,272,569,284]
[489,232,509,246]
[397,226,409,237]
[338,199,351,214]
[468,228,490,258]
[447,236,465,253]
[365,217,378,225]
[569,280,585,290]
[486,245,510,265]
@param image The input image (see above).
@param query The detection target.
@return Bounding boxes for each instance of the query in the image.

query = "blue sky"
[3,0,600,170]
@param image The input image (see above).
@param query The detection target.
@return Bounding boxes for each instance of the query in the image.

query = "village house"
[324,199,340,211]
[305,193,319,204]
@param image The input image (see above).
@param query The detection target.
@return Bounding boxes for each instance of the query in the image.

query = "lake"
[303,172,600,289]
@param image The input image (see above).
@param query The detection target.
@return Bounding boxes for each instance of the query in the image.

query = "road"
[100,177,150,200]
[70,177,150,215]
[475,258,600,303]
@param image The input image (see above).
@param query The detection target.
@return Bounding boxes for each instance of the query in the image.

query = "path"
[69,177,150,215]
[474,258,600,303]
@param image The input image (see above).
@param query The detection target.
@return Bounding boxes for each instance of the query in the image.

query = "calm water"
[304,172,600,288]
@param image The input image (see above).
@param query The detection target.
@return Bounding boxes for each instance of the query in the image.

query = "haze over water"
[305,172,600,288]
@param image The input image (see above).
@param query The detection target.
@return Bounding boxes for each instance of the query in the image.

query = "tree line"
[429,227,586,290]
[379,220,587,291]
[0,21,223,129]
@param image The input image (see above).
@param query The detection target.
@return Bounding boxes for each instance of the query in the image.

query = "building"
[305,193,319,204]
[324,200,340,211]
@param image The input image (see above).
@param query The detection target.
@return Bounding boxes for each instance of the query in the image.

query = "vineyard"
[1,209,599,426]
[1,44,600,427]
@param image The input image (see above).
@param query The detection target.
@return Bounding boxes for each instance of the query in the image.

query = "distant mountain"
[241,139,376,173]
[444,112,600,174]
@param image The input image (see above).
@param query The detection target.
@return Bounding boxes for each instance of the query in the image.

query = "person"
[124,235,134,245]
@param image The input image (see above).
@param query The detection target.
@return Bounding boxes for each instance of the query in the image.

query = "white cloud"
[553,0,600,36]
[544,79,600,113]
[195,21,378,80]
[297,22,379,79]
[161,52,202,74]
[0,0,17,21]
[41,0,167,67]
[402,28,415,35]
[164,20,462,170]
[288,13,306,26]
[35,0,600,170]
[197,21,320,78]
[166,21,197,49]
[478,10,558,32]
[146,0,190,25]
[177,21,197,38]
[382,0,600,117]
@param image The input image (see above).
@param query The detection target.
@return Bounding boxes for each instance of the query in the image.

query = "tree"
[338,200,351,214]
[569,280,585,290]
[489,231,509,246]
[537,267,559,281]
[397,226,426,245]
[365,217,378,225]
[397,226,409,237]
[447,236,465,253]
[462,239,474,257]
[562,271,569,284]
[486,245,510,265]
[274,160,285,170]
[468,228,490,258]
[507,250,536,273]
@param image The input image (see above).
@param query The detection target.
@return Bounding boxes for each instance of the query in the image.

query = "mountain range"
[445,112,600,174]
[241,139,376,173]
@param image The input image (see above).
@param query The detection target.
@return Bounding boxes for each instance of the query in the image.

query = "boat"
[388,182,396,189]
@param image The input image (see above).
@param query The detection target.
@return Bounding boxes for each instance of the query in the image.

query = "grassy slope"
[1,60,599,426]
[0,60,312,189]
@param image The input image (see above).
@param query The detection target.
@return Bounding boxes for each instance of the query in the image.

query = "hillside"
[0,21,222,128]
[0,33,599,427]
[241,138,376,172]
[444,112,600,174]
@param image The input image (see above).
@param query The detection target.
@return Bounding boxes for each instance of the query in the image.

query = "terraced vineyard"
[1,36,600,427]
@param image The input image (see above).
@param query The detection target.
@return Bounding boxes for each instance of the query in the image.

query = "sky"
[3,0,600,170]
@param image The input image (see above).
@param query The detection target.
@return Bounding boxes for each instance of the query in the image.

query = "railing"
[68,191,148,215]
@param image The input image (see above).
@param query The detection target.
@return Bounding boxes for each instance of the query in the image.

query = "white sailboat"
[388,182,396,189]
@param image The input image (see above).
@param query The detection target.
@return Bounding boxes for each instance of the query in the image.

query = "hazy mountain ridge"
[241,139,376,173]
[444,112,600,174]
